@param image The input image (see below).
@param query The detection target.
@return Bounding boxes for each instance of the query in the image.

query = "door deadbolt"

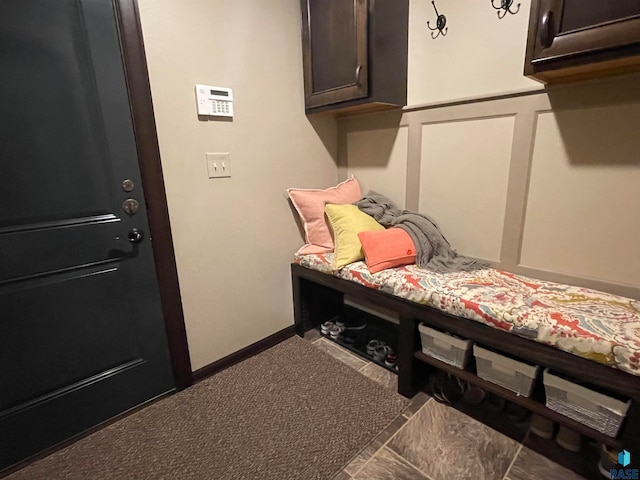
[122,179,135,192]
[122,198,140,215]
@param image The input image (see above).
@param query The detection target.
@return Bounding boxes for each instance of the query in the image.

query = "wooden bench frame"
[292,262,640,459]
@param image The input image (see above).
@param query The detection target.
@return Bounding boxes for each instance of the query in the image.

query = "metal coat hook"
[427,1,447,39]
[492,0,520,18]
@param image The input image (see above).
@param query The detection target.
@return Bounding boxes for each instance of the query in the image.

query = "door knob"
[127,228,144,243]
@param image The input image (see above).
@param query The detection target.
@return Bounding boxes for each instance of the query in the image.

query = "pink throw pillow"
[288,177,362,254]
[357,228,416,273]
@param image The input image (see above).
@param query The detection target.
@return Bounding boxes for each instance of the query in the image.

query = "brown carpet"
[8,336,409,480]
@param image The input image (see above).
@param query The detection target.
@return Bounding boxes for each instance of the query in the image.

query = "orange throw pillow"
[357,228,416,273]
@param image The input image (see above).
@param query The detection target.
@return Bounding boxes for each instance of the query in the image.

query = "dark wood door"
[0,0,175,471]
[301,0,369,108]
[525,0,640,82]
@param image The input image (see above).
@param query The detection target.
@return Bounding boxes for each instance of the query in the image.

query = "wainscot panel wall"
[341,73,640,299]
[419,116,514,262]
[521,103,640,286]
[346,125,409,209]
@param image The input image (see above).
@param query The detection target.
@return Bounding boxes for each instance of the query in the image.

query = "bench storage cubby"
[318,304,399,373]
[291,261,640,473]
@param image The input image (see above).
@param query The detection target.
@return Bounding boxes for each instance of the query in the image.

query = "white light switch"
[206,153,231,178]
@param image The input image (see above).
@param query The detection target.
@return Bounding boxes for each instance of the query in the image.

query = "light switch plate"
[206,153,231,178]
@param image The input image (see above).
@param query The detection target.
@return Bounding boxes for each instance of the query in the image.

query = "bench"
[291,258,640,466]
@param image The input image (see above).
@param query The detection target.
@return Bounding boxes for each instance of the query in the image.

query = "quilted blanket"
[355,191,486,273]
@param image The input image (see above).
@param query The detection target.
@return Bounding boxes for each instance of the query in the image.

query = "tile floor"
[305,332,590,480]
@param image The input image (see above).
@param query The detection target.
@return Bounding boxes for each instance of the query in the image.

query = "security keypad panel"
[195,84,233,117]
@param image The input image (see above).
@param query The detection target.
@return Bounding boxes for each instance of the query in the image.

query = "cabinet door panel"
[302,0,368,108]
[310,0,357,92]
[561,2,640,33]
[525,0,640,81]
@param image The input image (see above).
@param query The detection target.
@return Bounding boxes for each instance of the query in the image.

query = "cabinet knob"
[540,10,555,48]
[355,65,362,84]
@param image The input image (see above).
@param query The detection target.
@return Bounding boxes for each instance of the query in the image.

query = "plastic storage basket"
[419,323,472,368]
[544,369,630,437]
[473,345,539,397]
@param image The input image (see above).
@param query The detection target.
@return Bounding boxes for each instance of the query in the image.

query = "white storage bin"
[419,323,472,368]
[544,369,630,437]
[473,345,539,397]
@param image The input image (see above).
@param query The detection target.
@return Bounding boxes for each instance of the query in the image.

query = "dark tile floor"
[305,332,589,480]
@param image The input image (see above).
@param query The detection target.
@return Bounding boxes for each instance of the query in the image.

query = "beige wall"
[138,0,338,370]
[138,0,640,370]
[341,2,640,297]
[408,0,540,106]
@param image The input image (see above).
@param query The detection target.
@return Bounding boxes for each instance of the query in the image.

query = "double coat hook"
[427,1,447,39]
[492,0,521,18]
[427,0,448,38]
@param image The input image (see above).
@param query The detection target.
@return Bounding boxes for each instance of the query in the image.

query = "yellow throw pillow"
[325,203,385,269]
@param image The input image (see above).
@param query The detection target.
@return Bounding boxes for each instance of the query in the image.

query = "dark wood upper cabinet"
[301,0,408,114]
[525,0,640,83]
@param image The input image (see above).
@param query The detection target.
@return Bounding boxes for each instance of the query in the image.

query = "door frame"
[115,0,192,390]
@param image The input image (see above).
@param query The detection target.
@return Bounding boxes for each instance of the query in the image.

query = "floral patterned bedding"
[295,253,640,376]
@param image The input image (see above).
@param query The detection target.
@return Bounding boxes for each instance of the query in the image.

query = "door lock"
[122,198,140,215]
[122,179,135,192]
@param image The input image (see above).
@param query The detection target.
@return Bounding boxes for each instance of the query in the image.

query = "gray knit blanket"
[355,191,486,273]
